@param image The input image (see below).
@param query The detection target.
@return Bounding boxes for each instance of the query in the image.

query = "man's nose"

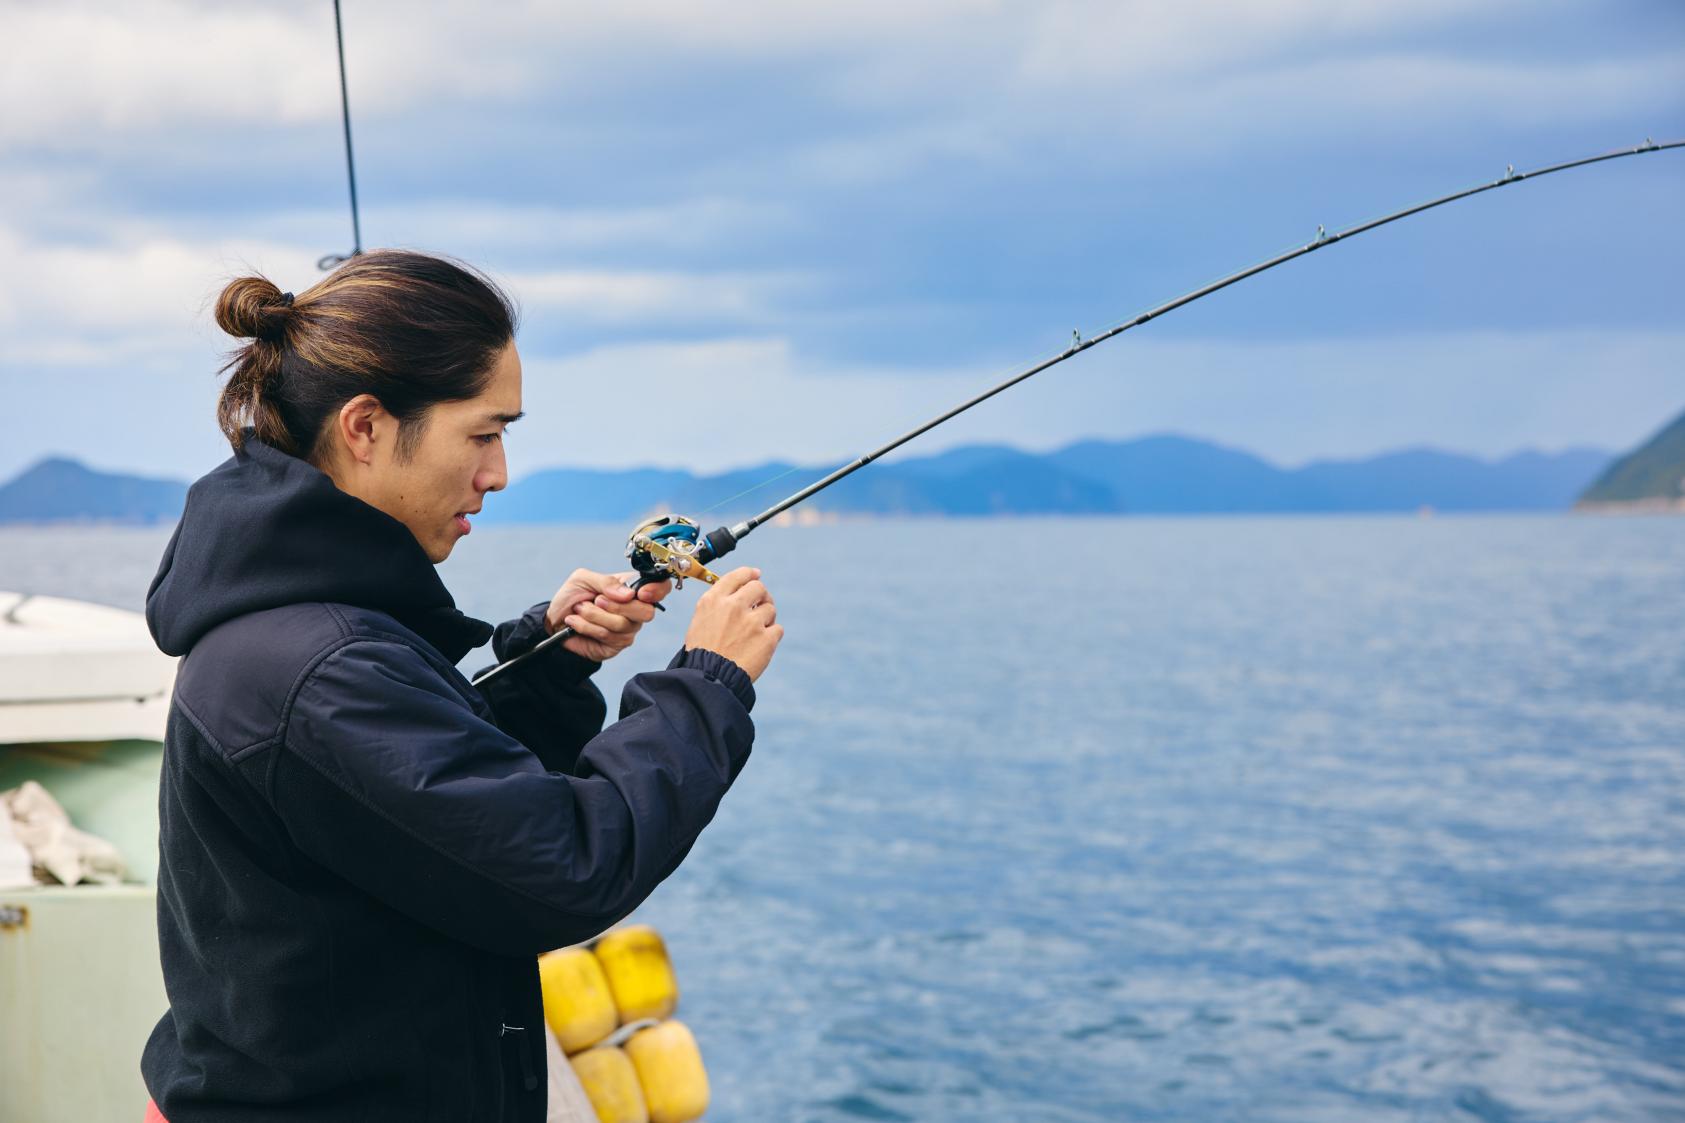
[477,445,508,493]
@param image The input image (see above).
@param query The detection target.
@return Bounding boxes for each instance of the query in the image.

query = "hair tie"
[279,291,295,307]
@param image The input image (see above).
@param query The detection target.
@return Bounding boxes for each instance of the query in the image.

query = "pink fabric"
[143,1099,169,1123]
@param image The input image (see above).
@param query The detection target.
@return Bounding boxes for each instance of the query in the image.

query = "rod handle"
[696,525,738,564]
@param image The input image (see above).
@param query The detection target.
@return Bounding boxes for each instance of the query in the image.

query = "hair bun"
[215,274,294,342]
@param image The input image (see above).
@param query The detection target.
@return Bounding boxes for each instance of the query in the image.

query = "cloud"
[0,214,815,365]
[509,267,815,326]
[513,336,984,476]
[7,0,1674,156]
[1054,328,1685,467]
[0,220,320,364]
[508,328,1685,478]
[0,0,981,145]
[1011,0,1516,88]
[1157,52,1684,144]
[0,2,337,144]
[363,197,794,258]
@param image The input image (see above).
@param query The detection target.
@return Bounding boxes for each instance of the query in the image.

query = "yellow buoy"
[570,1046,649,1123]
[624,1020,710,1123]
[538,947,619,1054]
[594,926,679,1023]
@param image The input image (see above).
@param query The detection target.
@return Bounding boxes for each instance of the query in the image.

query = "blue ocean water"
[4,515,1682,1121]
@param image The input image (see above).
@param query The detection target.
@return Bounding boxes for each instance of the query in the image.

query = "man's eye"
[476,431,503,445]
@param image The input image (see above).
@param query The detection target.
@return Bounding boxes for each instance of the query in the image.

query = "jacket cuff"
[667,646,756,713]
[492,601,601,683]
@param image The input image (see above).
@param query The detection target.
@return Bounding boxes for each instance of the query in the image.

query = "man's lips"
[454,506,481,534]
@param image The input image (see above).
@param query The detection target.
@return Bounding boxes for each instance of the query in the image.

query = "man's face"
[356,341,523,563]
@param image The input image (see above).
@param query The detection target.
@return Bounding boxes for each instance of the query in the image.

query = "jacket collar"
[146,431,493,662]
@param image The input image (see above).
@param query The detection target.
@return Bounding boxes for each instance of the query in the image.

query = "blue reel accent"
[648,522,700,544]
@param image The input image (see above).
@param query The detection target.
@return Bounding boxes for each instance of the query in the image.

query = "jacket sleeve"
[473,601,608,773]
[269,637,755,957]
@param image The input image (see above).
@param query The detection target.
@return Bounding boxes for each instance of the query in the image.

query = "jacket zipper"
[500,1023,540,1094]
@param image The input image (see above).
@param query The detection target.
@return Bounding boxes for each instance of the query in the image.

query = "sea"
[2,514,1682,1122]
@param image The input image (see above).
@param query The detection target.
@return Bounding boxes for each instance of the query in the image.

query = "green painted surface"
[0,738,162,886]
[1,741,166,1121]
[0,884,165,1123]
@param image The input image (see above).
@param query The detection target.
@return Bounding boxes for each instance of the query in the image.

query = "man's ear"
[334,394,387,467]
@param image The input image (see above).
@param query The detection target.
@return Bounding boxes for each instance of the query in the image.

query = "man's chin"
[422,534,456,564]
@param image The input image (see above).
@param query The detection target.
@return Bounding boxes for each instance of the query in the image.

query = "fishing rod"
[470,136,1682,688]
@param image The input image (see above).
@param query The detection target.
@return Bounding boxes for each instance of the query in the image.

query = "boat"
[0,591,176,1122]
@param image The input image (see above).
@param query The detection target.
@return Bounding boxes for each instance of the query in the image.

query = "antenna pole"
[320,0,363,269]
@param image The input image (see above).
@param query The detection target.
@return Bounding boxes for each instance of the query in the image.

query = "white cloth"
[545,1022,600,1123]
[0,780,128,886]
[0,798,33,890]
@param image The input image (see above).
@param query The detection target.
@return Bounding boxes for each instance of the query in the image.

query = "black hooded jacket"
[140,435,755,1121]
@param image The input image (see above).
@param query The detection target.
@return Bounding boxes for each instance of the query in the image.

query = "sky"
[0,0,1681,485]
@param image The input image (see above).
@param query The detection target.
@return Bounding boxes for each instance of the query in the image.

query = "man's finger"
[564,614,612,641]
[595,595,657,625]
[634,579,673,605]
[732,579,768,606]
[710,566,761,595]
[564,635,627,660]
[578,601,637,633]
[569,603,634,635]
[589,573,637,601]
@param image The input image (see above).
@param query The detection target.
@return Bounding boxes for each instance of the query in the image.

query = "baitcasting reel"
[625,514,741,590]
[472,513,743,686]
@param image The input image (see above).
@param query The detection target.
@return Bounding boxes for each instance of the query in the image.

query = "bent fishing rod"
[471,136,1682,688]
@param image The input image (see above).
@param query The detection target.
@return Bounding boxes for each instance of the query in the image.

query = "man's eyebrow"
[484,411,525,425]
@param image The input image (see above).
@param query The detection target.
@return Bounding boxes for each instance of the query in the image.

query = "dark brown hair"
[214,250,519,464]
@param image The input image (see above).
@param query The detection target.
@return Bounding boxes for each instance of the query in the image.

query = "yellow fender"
[625,1020,710,1123]
[539,947,619,1054]
[594,925,679,1023]
[569,1045,649,1123]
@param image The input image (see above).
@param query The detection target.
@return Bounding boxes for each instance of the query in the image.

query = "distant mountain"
[1040,436,1610,514]
[1048,436,1300,512]
[1576,407,1685,511]
[1283,447,1614,513]
[486,466,695,523]
[827,446,1116,516]
[497,448,1116,522]
[0,457,186,525]
[482,436,1611,523]
[0,438,1615,526]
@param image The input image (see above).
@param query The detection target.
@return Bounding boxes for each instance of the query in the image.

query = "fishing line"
[695,465,811,518]
[471,136,1682,687]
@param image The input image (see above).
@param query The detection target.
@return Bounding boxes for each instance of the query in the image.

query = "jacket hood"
[146,433,494,661]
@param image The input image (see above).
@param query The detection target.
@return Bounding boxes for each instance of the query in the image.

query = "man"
[142,251,780,1120]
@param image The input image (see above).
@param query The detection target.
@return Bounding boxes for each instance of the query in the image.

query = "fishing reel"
[625,514,739,590]
[473,512,742,687]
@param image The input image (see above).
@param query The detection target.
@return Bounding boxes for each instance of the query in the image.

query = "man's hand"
[545,569,673,662]
[682,566,783,682]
